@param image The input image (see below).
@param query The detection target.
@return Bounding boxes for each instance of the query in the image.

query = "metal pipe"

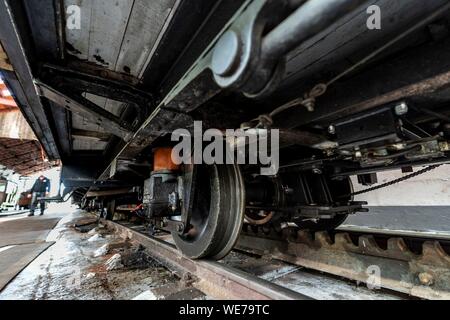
[261,0,366,61]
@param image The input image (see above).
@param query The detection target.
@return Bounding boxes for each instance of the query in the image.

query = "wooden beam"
[0,97,17,107]
[0,43,13,71]
[71,128,111,141]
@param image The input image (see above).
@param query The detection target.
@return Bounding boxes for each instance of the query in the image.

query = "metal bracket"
[41,64,153,118]
[35,80,134,141]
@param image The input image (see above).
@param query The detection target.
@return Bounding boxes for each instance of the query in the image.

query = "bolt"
[395,102,409,115]
[439,141,450,152]
[193,89,203,97]
[304,100,315,112]
[328,125,336,135]
[418,272,434,286]
[312,168,322,174]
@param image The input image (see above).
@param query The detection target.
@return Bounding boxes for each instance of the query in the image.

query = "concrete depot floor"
[0,209,187,300]
[0,209,30,218]
[0,207,407,300]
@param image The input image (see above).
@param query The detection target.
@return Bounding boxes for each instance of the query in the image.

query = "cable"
[371,145,422,161]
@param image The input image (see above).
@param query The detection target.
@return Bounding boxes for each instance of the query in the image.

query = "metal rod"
[261,0,365,62]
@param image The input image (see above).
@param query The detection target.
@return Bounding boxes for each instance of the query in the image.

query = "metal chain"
[349,164,443,197]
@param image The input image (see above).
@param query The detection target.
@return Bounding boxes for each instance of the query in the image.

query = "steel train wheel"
[172,164,245,260]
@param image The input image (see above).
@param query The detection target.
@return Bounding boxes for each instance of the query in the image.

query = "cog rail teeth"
[239,226,450,299]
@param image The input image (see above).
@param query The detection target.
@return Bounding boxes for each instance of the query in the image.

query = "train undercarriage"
[1,0,449,259]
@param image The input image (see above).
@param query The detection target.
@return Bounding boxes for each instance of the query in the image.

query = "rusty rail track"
[337,225,450,241]
[103,220,311,300]
[238,225,450,300]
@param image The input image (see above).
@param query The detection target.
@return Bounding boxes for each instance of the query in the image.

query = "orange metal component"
[153,147,180,172]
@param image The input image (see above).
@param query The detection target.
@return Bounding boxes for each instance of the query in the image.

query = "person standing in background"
[28,175,50,216]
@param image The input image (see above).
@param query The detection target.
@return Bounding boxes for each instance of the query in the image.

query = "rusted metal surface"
[323,70,450,122]
[103,220,311,300]
[238,227,450,300]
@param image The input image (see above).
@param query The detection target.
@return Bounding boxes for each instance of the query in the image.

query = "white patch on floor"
[271,271,401,300]
[0,210,179,300]
[132,290,157,300]
[0,245,15,254]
